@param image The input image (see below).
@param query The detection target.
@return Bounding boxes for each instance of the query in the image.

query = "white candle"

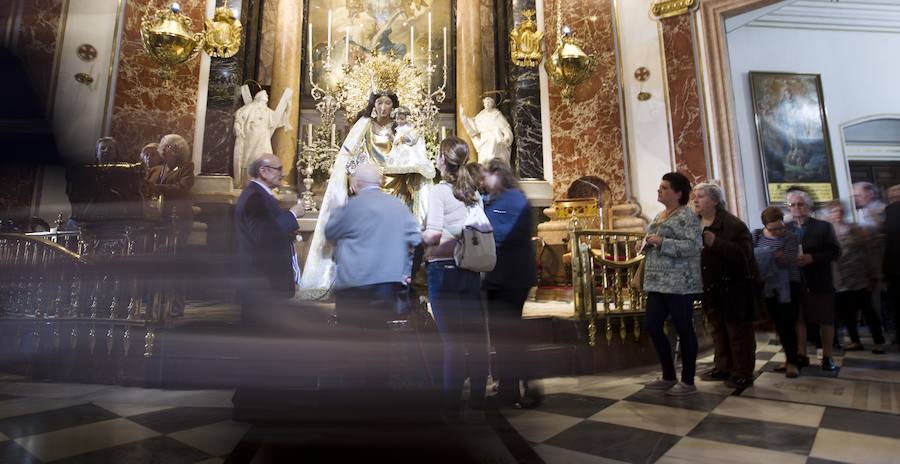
[308,124,313,146]
[345,26,350,63]
[331,125,336,145]
[327,10,332,54]
[442,27,447,68]
[307,23,313,66]
[409,26,414,62]
[427,12,432,66]
[440,126,447,140]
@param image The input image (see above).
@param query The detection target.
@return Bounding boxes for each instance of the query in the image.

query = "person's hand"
[290,202,305,218]
[646,234,663,247]
[797,254,813,266]
[702,230,716,247]
[403,276,412,286]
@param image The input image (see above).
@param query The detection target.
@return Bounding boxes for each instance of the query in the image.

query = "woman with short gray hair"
[694,182,759,389]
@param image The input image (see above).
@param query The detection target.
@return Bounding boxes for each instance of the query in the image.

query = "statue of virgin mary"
[298,91,434,299]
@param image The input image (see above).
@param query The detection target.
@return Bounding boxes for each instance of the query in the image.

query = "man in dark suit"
[235,154,304,325]
[325,164,421,388]
[885,199,900,346]
[786,188,842,371]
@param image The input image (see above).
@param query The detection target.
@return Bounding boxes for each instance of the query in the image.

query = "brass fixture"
[650,0,698,19]
[74,73,94,86]
[509,9,544,67]
[544,0,597,102]
[77,44,97,62]
[140,2,205,81]
[203,2,242,58]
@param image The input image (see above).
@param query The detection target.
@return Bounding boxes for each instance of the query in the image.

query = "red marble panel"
[661,14,706,185]
[543,0,626,203]
[110,1,204,162]
[15,0,64,111]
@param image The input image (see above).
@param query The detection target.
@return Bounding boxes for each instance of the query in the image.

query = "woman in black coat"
[695,183,759,389]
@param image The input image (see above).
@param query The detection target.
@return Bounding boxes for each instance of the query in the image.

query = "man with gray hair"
[325,163,422,388]
[854,181,885,231]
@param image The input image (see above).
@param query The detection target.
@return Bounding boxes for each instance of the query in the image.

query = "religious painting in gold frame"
[749,72,838,204]
[304,0,454,104]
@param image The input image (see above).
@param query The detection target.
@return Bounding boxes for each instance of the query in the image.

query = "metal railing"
[569,229,647,346]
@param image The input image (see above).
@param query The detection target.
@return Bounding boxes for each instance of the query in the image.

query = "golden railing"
[1,226,178,362]
[569,229,647,346]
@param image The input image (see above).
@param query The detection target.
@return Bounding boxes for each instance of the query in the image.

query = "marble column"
[456,0,484,161]
[505,2,544,179]
[270,0,303,189]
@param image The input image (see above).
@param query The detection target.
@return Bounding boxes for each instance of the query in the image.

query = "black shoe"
[797,355,810,369]
[822,357,839,371]
[725,376,754,389]
[700,368,730,381]
[873,346,887,355]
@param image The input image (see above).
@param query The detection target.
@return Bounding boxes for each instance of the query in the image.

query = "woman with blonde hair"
[423,136,488,414]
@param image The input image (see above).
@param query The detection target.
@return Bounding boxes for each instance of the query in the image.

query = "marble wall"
[661,14,707,184]
[480,0,496,92]
[543,0,626,202]
[13,0,65,112]
[109,1,204,162]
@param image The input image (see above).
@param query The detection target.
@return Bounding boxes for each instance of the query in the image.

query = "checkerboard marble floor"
[2,332,900,463]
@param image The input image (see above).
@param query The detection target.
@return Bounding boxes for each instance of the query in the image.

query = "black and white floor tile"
[2,332,900,463]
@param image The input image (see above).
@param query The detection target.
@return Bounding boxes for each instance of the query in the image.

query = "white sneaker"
[645,378,677,390]
[666,382,698,396]
[816,348,823,360]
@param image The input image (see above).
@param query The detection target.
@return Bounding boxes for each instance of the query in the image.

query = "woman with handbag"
[481,159,537,408]
[423,136,490,413]
[694,183,759,389]
[643,172,703,396]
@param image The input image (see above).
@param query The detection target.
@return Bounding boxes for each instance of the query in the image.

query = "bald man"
[325,164,422,388]
[235,153,305,324]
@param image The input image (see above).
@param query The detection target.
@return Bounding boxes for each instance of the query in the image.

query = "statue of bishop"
[460,96,513,165]
[232,85,292,188]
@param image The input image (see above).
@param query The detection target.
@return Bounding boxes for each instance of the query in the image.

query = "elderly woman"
[786,189,841,371]
[643,172,702,396]
[140,142,164,174]
[694,183,758,389]
[753,206,801,378]
[824,200,886,354]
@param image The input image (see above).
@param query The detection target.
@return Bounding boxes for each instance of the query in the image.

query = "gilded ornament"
[509,10,544,67]
[203,5,242,58]
[650,0,698,19]
[336,52,427,123]
[140,3,205,81]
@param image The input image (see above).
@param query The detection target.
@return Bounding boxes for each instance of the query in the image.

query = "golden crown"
[337,52,426,121]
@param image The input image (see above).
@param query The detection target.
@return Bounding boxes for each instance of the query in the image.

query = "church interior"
[2,0,900,462]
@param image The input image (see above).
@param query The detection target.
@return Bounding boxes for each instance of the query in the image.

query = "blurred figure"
[887,184,900,206]
[754,206,802,378]
[148,134,196,240]
[643,172,702,396]
[824,201,885,354]
[325,163,421,389]
[694,183,758,389]
[885,198,900,345]
[854,182,885,231]
[786,189,841,371]
[481,159,536,407]
[423,136,489,412]
[94,137,122,163]
[140,142,163,174]
[234,154,304,325]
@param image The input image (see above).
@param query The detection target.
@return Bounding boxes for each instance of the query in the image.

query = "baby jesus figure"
[388,106,420,168]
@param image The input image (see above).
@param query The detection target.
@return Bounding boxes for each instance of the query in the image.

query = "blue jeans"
[645,292,698,384]
[427,261,488,407]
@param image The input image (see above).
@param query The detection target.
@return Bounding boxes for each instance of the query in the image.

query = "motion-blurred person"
[786,189,841,371]
[643,172,702,396]
[824,201,885,354]
[481,159,537,407]
[424,136,489,412]
[854,182,885,232]
[884,196,900,346]
[695,183,758,389]
[140,142,163,175]
[147,134,196,242]
[754,206,802,378]
[234,154,304,325]
[887,184,900,206]
[325,164,421,389]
